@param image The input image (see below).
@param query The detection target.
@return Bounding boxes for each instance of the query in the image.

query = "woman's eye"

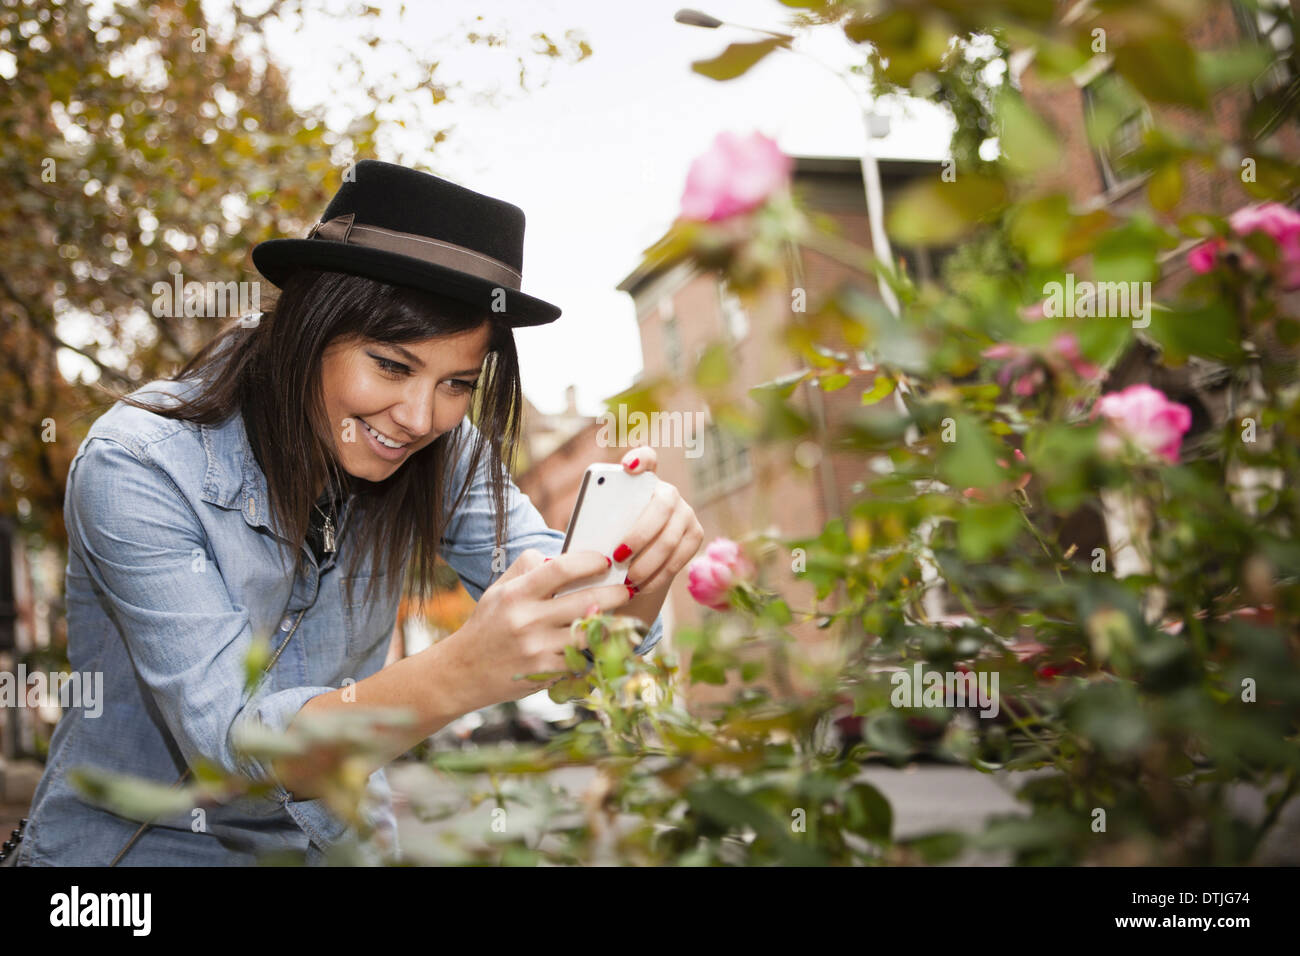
[371,355,409,377]
[369,353,477,393]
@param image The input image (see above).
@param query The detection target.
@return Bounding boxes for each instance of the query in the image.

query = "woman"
[14,160,703,866]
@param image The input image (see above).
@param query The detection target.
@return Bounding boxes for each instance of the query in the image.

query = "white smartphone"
[554,463,660,599]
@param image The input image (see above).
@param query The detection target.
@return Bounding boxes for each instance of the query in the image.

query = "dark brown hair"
[111,267,523,612]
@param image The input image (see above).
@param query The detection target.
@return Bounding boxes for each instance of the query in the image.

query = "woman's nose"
[389,395,435,441]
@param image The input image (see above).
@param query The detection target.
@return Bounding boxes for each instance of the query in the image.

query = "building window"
[718,282,749,343]
[892,242,957,289]
[663,314,682,377]
[1233,0,1297,137]
[689,420,752,499]
[1081,68,1151,193]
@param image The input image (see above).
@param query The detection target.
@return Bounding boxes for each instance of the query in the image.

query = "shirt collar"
[201,406,354,540]
[200,406,274,529]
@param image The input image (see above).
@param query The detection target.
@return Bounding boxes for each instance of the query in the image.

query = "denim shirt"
[19,375,663,866]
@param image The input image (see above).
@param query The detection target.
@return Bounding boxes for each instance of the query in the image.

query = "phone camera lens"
[597,476,605,484]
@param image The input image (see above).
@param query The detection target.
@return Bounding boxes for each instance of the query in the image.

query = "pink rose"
[680,131,793,222]
[1228,202,1300,291]
[1051,333,1102,380]
[686,537,756,610]
[982,335,1101,396]
[1187,237,1225,274]
[1093,384,1193,464]
[981,343,1021,361]
[1012,371,1043,396]
[1019,299,1048,321]
[1229,201,1300,244]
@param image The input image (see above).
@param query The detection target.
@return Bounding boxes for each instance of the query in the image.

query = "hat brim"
[251,238,561,327]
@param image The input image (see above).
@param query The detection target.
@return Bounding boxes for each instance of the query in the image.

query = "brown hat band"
[308,212,522,290]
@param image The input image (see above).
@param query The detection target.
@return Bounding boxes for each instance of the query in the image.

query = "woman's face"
[320,321,493,483]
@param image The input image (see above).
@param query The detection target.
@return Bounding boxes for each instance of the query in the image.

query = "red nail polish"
[605,556,612,567]
[613,543,632,562]
[627,457,639,470]
[544,557,552,563]
[626,585,637,598]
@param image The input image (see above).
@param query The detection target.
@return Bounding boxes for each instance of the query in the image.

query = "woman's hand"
[442,548,633,711]
[615,446,704,627]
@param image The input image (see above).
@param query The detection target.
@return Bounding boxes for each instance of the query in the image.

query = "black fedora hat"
[251,159,561,327]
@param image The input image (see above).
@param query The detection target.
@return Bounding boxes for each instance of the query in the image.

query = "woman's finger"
[630,512,704,594]
[626,500,695,591]
[622,446,657,474]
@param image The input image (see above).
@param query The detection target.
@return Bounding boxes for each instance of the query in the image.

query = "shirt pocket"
[339,570,396,660]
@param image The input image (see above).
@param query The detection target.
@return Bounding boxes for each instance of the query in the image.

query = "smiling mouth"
[356,416,409,449]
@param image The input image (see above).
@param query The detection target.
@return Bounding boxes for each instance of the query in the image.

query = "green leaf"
[1145,301,1243,364]
[691,37,787,82]
[887,174,1009,246]
[690,652,729,685]
[67,766,199,822]
[686,781,826,864]
[957,502,1022,559]
[901,830,968,863]
[501,845,541,866]
[817,372,852,391]
[243,635,272,693]
[521,671,566,682]
[937,414,1004,489]
[1008,194,1074,268]
[751,386,812,442]
[750,369,810,400]
[1195,44,1274,91]
[995,87,1059,175]
[1113,35,1206,109]
[1147,162,1182,212]
[1064,681,1152,758]
[1024,421,1104,511]
[563,644,588,672]
[762,598,793,626]
[604,378,668,419]
[846,9,954,85]
[860,374,896,405]
[1093,218,1163,285]
[864,711,913,761]
[840,782,893,842]
[547,675,590,704]
[694,342,732,387]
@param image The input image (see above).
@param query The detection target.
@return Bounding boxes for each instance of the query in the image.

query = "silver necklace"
[313,499,336,553]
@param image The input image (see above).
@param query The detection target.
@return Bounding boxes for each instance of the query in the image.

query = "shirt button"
[246,497,257,520]
[280,616,293,631]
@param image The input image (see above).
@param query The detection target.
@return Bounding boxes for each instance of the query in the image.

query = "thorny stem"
[1251,767,1298,859]
[1019,506,1066,585]
[999,696,1066,771]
